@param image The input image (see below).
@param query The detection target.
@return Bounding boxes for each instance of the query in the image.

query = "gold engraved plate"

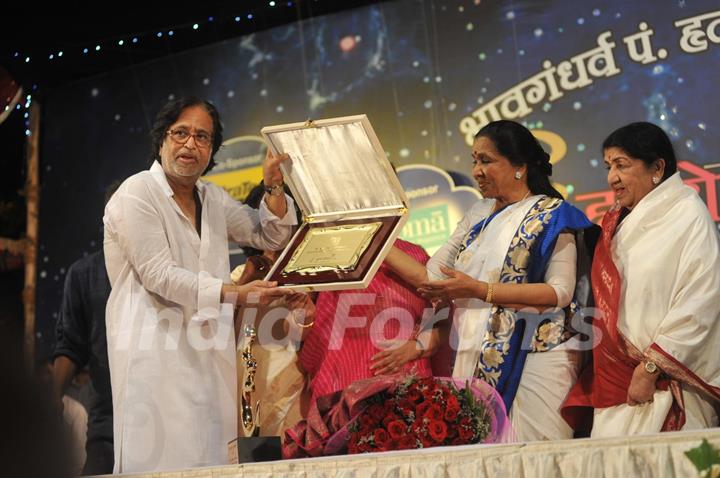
[283,222,382,275]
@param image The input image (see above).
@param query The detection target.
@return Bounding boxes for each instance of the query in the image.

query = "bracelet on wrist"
[264,182,284,197]
[291,311,314,329]
[485,282,494,303]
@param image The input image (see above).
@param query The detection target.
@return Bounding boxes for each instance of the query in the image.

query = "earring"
[514,171,522,180]
[652,176,660,185]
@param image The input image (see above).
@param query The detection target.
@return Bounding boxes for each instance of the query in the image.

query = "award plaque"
[261,115,408,291]
[283,222,382,275]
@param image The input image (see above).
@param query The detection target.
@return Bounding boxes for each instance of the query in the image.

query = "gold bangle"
[292,314,314,329]
[485,283,494,303]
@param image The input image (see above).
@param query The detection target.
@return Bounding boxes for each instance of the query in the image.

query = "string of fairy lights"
[4,1,299,135]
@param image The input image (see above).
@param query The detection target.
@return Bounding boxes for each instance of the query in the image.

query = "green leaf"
[685,439,720,472]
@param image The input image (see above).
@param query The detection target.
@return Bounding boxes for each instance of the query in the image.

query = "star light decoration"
[3,1,296,102]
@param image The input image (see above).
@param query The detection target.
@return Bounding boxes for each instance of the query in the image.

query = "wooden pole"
[23,101,40,371]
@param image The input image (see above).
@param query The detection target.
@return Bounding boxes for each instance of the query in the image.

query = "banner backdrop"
[36,0,720,357]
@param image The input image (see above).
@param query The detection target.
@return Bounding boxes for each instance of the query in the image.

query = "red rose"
[374,428,390,447]
[382,412,401,428]
[424,404,444,421]
[416,401,431,419]
[398,435,417,450]
[407,389,423,403]
[446,424,458,439]
[397,398,413,411]
[428,419,448,443]
[446,394,460,410]
[458,426,474,441]
[360,413,376,429]
[451,437,465,446]
[444,406,459,421]
[368,403,385,421]
[387,420,407,440]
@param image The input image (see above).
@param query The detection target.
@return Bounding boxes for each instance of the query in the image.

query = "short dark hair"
[602,122,677,182]
[149,97,224,175]
[475,120,563,199]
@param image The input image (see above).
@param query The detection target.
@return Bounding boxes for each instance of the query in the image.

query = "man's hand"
[51,356,76,419]
[262,149,290,190]
[261,149,290,218]
[222,280,292,308]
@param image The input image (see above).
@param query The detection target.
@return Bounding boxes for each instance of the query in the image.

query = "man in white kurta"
[104,98,296,473]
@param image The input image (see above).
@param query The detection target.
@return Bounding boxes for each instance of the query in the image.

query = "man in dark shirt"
[53,249,113,475]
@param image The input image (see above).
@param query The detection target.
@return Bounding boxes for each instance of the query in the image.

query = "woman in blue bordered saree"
[386,120,594,441]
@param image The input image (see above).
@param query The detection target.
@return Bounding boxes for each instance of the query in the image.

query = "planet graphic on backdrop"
[339,35,360,52]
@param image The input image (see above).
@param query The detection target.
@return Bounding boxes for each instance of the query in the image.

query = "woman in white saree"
[562,122,720,436]
[386,120,594,441]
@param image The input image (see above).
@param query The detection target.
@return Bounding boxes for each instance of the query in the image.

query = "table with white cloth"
[92,428,720,477]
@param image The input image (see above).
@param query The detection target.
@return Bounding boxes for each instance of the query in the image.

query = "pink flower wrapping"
[282,375,512,458]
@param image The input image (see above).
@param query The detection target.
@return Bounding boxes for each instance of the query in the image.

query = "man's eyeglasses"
[166,128,213,148]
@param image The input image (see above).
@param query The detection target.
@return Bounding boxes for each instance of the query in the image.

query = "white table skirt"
[99,428,720,477]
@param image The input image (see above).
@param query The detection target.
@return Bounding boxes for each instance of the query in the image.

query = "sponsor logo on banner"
[203,135,266,202]
[397,165,482,256]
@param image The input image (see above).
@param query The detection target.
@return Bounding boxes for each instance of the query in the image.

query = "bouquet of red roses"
[346,376,506,453]
[282,375,511,458]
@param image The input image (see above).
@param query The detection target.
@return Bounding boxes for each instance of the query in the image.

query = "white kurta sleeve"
[223,190,297,251]
[107,181,206,309]
[544,232,577,308]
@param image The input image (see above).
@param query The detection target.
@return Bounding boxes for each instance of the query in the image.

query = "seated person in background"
[299,238,441,408]
[282,238,445,457]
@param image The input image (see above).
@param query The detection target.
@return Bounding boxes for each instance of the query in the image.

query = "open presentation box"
[260,115,409,292]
